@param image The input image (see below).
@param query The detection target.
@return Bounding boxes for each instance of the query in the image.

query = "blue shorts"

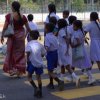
[27,62,43,75]
[46,50,58,71]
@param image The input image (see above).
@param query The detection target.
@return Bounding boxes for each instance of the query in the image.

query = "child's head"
[49,17,57,26]
[68,16,77,25]
[30,30,39,40]
[48,4,56,14]
[63,10,70,19]
[58,19,67,30]
[90,12,99,21]
[27,14,34,22]
[45,23,55,33]
[73,20,83,31]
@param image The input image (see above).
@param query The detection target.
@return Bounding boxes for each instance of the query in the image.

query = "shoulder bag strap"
[10,13,14,29]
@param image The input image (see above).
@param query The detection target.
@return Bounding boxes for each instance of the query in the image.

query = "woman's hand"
[1,36,4,44]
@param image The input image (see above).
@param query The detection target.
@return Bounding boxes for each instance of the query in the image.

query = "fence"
[0,2,100,22]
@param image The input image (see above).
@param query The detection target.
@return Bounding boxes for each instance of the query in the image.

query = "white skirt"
[90,39,100,62]
[58,45,72,66]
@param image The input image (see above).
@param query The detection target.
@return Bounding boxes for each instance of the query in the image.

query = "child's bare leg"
[36,74,42,98]
[28,73,37,89]
[48,71,64,91]
[97,61,100,70]
[59,65,65,81]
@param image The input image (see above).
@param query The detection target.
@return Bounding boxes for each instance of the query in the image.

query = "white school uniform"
[72,29,92,69]
[84,21,100,62]
[58,28,72,66]
[28,21,38,30]
[25,40,46,68]
[65,18,69,25]
[45,32,59,51]
[45,12,60,23]
[67,25,74,37]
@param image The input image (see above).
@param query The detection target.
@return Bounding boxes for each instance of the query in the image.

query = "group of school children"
[25,3,100,99]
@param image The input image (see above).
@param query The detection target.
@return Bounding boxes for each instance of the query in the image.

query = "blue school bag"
[72,44,84,60]
[71,34,84,60]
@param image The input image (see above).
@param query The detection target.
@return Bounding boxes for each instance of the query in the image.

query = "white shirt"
[67,25,74,36]
[65,18,69,25]
[84,21,100,39]
[28,21,38,30]
[58,28,72,58]
[71,29,84,45]
[45,32,59,51]
[45,12,60,23]
[58,28,67,47]
[25,40,46,68]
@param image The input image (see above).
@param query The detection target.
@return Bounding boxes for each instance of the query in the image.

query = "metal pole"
[41,0,43,22]
[91,0,94,11]
[6,0,9,13]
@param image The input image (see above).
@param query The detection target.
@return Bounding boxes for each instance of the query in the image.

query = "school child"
[67,16,89,76]
[84,12,100,71]
[27,14,41,41]
[44,23,64,91]
[57,19,80,87]
[49,16,58,36]
[63,10,70,25]
[67,15,77,40]
[25,30,46,98]
[45,4,59,24]
[71,20,95,85]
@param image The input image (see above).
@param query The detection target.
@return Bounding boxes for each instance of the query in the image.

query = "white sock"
[72,72,78,79]
[86,70,93,79]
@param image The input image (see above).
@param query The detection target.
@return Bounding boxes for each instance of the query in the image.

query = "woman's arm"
[25,22,31,37]
[1,21,9,44]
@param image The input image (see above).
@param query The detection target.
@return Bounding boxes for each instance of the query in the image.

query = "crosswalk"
[0,54,100,100]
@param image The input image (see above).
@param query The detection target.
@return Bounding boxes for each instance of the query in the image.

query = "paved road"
[0,22,100,100]
[0,53,100,100]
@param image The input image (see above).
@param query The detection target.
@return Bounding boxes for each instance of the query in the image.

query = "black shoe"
[34,88,38,97]
[58,81,64,91]
[37,90,42,98]
[47,83,54,89]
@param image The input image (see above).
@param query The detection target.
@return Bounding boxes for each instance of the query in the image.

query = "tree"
[71,0,85,12]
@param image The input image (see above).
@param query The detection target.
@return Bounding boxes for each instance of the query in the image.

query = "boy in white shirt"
[25,30,46,98]
[45,23,64,91]
[27,14,41,42]
[27,14,38,30]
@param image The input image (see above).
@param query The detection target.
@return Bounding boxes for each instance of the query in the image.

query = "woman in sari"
[1,1,30,77]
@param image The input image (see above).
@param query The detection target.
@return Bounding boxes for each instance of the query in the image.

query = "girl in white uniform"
[58,19,80,87]
[84,12,100,70]
[45,4,59,24]
[72,20,95,85]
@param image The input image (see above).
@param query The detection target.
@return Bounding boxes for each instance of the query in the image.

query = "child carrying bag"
[72,44,84,60]
[3,14,14,37]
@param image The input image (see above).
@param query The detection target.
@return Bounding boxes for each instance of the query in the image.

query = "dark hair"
[49,17,57,25]
[45,23,55,33]
[27,14,33,21]
[48,4,56,19]
[90,12,100,31]
[68,16,77,25]
[12,1,22,24]
[63,10,69,16]
[58,19,67,30]
[73,20,84,34]
[48,4,56,14]
[30,30,39,40]
[90,12,99,21]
